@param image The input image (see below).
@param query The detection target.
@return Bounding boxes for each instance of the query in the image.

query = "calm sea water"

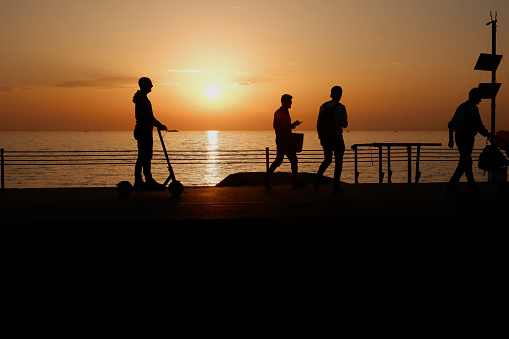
[0,131,492,188]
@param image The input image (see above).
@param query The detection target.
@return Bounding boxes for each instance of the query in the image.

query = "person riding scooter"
[133,77,167,190]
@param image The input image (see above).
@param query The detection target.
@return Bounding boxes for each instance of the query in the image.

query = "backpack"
[478,144,507,172]
[317,102,339,140]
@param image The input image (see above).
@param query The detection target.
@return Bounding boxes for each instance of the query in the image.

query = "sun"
[205,85,220,99]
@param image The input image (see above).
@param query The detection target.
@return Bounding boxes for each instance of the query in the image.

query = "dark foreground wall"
[1,215,505,338]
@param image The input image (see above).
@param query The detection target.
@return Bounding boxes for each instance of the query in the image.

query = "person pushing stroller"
[446,88,491,195]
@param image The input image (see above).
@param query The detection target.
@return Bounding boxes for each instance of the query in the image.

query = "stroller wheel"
[168,181,184,196]
[117,181,133,197]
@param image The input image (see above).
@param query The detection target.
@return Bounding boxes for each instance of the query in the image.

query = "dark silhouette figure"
[133,77,167,189]
[261,94,304,189]
[313,86,348,194]
[446,88,489,195]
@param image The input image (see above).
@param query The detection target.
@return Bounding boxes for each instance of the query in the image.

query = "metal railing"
[0,145,485,189]
[351,143,443,184]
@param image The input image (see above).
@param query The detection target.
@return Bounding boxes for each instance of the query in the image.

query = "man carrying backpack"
[313,86,348,193]
[446,87,490,195]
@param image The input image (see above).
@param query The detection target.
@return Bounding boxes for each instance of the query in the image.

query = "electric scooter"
[116,129,184,197]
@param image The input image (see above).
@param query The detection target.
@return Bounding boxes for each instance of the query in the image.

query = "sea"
[0,131,494,189]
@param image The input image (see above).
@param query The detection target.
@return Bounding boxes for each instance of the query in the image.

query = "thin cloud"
[222,81,253,87]
[359,61,405,69]
[230,72,277,86]
[0,86,33,92]
[167,69,201,73]
[166,68,277,86]
[158,81,181,86]
[55,77,138,89]
[226,70,251,75]
[423,60,440,68]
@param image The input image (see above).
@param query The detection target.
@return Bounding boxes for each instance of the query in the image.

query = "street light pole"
[487,11,497,134]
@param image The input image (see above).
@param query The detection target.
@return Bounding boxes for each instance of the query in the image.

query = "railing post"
[1,148,4,190]
[407,145,412,184]
[387,146,392,183]
[378,145,384,183]
[352,145,359,184]
[415,145,421,183]
[265,147,270,173]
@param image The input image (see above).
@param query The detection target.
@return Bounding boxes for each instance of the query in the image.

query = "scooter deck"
[132,183,166,192]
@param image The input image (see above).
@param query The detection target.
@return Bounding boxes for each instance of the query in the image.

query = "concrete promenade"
[1,181,507,225]
[1,181,506,337]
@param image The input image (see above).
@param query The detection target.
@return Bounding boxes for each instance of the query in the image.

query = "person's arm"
[339,106,348,129]
[152,119,166,131]
[291,120,302,129]
[152,114,166,130]
[473,108,488,137]
[448,120,454,148]
[155,121,167,131]
[316,105,324,139]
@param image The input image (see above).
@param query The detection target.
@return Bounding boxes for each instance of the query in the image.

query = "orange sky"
[1,0,509,131]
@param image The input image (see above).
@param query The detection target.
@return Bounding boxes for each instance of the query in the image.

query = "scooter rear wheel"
[117,181,133,197]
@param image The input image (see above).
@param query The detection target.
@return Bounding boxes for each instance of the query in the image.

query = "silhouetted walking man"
[446,88,489,195]
[133,77,167,189]
[262,94,304,189]
[314,86,348,193]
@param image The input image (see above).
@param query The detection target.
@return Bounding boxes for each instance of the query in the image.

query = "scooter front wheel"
[168,180,184,196]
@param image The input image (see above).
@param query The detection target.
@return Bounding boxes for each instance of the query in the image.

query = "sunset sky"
[1,0,508,131]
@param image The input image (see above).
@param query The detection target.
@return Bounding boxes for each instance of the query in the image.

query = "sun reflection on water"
[204,130,221,184]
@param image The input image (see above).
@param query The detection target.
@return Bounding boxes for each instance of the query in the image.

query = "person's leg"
[141,137,154,182]
[317,147,333,176]
[448,162,464,190]
[286,151,298,177]
[333,136,346,184]
[461,139,475,182]
[267,150,284,176]
[134,158,143,184]
[332,136,346,193]
[314,141,333,191]
[135,138,151,185]
[461,136,478,191]
[287,151,305,188]
[262,146,284,188]
[447,133,472,192]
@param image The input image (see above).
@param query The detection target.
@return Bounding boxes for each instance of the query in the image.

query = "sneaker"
[332,184,345,194]
[134,180,147,190]
[292,181,307,189]
[146,179,165,191]
[261,178,272,189]
[313,175,322,191]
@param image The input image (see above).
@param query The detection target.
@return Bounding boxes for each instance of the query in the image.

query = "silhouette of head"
[281,94,293,109]
[469,88,482,104]
[138,77,153,94]
[330,86,343,100]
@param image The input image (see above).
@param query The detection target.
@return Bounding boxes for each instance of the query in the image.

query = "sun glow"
[205,85,220,99]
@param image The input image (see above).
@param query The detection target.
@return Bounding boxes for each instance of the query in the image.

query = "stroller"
[482,130,509,193]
